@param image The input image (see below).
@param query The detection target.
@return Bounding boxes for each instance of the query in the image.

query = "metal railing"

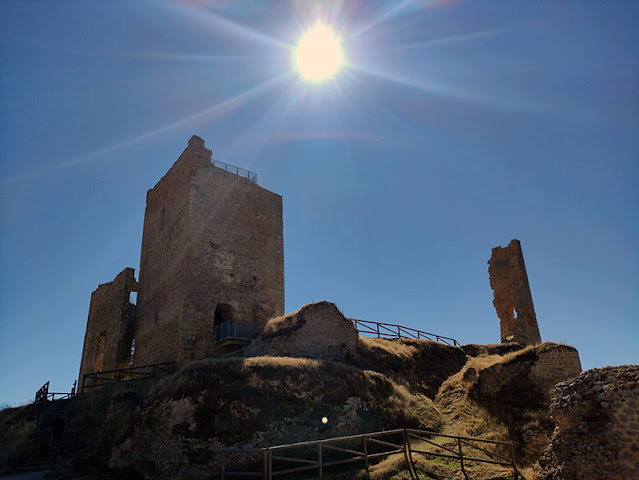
[81,361,176,392]
[350,318,460,347]
[213,159,257,183]
[215,321,253,342]
[406,429,520,479]
[35,380,77,402]
[220,428,520,479]
[221,429,410,480]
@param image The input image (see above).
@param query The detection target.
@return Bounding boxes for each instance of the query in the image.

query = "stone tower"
[78,136,284,387]
[132,136,284,366]
[488,239,541,345]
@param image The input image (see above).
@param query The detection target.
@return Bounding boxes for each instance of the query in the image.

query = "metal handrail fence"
[35,380,77,402]
[81,361,176,392]
[350,318,460,347]
[212,159,257,183]
[221,429,412,480]
[406,429,520,479]
[220,428,521,480]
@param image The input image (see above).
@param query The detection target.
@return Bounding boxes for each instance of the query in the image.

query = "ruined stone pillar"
[488,239,541,345]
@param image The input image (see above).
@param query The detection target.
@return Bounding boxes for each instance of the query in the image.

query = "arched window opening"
[214,303,234,342]
[214,303,234,325]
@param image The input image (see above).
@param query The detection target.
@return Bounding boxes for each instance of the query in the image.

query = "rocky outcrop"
[355,337,468,398]
[437,342,581,463]
[244,302,358,361]
[538,365,639,480]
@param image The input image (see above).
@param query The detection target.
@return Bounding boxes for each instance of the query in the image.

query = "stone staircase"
[17,398,75,473]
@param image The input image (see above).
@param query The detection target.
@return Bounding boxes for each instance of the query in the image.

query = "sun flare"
[294,23,344,82]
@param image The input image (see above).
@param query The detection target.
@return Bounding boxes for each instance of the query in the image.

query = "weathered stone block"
[244,302,358,361]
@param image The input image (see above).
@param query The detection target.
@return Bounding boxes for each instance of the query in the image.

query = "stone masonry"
[244,302,359,361]
[539,365,639,480]
[488,239,542,345]
[78,268,138,390]
[78,136,284,381]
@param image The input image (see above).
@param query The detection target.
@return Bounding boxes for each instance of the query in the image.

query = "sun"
[294,23,344,82]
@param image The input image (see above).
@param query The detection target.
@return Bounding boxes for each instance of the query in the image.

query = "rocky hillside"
[0,302,602,479]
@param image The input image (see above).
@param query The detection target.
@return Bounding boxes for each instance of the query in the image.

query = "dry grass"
[359,337,421,358]
[0,404,38,473]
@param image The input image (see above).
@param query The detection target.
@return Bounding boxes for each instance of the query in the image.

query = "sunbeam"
[351,64,550,115]
[3,73,293,184]
[352,0,415,38]
[371,22,534,53]
[165,0,292,50]
[101,49,260,63]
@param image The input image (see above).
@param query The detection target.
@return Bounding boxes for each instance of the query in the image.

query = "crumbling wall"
[244,302,357,361]
[538,365,639,480]
[78,268,138,391]
[488,239,542,345]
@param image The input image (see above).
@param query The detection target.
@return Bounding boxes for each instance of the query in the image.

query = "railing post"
[397,325,401,338]
[318,443,323,480]
[362,435,370,479]
[511,443,519,479]
[402,429,417,480]
[267,448,273,480]
[376,323,380,338]
[457,438,468,479]
[262,449,268,480]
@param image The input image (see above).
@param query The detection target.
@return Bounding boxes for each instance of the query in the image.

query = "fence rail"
[350,319,460,347]
[81,361,176,392]
[220,428,520,480]
[212,159,257,183]
[35,380,77,402]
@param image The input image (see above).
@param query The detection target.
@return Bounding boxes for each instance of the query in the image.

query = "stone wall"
[488,239,542,345]
[539,365,639,480]
[133,137,195,367]
[134,136,284,366]
[244,302,358,361]
[78,268,137,391]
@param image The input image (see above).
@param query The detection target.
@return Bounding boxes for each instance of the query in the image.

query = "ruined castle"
[78,135,544,391]
[78,136,284,389]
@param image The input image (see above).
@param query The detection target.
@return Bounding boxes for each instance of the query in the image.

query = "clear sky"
[1,0,637,407]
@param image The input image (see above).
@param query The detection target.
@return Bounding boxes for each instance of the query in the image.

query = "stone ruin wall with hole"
[78,268,137,390]
[488,239,542,345]
[77,136,285,379]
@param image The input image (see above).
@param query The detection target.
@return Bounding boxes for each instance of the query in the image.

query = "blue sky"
[1,0,637,407]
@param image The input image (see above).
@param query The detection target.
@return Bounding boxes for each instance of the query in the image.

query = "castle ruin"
[488,239,542,345]
[78,136,284,390]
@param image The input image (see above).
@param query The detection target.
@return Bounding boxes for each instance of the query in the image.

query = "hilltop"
[1,301,610,480]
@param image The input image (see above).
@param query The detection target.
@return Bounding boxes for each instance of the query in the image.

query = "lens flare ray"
[5,73,292,183]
